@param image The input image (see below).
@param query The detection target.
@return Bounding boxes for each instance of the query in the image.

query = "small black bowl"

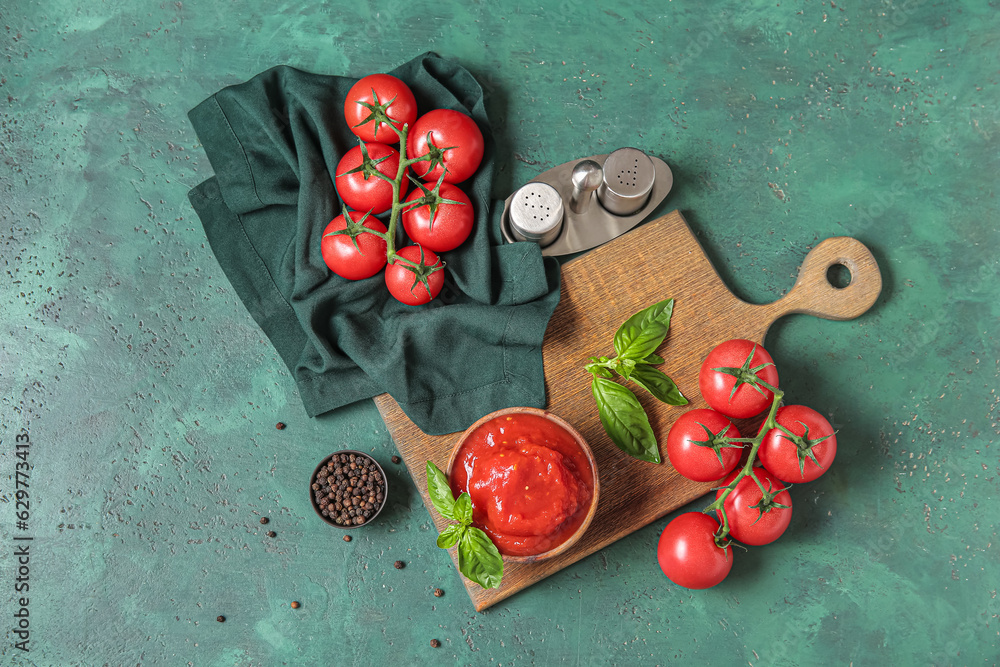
[309,450,388,528]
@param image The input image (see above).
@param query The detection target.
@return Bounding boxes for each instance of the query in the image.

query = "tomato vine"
[325,74,487,303]
[701,386,789,548]
[330,121,448,289]
[659,340,839,588]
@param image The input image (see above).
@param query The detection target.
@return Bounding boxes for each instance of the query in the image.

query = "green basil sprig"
[584,299,687,464]
[425,461,503,589]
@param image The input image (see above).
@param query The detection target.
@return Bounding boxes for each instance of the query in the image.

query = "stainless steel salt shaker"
[508,182,564,247]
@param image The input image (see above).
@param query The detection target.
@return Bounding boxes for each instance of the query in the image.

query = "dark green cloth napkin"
[186,53,561,435]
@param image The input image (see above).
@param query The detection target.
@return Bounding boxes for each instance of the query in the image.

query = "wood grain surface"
[374,210,881,611]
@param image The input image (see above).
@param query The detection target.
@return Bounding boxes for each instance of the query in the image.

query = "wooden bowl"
[446,407,600,563]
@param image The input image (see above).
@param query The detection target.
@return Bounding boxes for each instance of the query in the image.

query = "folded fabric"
[187,52,561,435]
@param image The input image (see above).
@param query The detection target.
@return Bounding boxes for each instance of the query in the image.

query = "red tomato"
[758,405,837,483]
[385,245,444,306]
[401,181,474,253]
[657,513,733,589]
[334,142,406,215]
[344,74,417,144]
[666,409,743,482]
[407,109,484,184]
[715,468,792,546]
[320,212,387,280]
[698,339,779,419]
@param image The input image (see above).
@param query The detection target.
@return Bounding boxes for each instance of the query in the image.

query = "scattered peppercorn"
[276,422,286,430]
[433,588,444,598]
[217,615,226,623]
[267,531,277,538]
[259,517,269,525]
[290,601,300,609]
[343,535,352,542]
[430,639,441,648]
[394,560,405,569]
[311,452,386,527]
[391,455,401,464]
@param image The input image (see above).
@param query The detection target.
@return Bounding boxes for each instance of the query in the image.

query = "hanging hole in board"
[826,263,852,289]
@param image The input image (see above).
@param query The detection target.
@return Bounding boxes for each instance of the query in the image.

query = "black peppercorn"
[260,517,269,525]
[391,455,401,464]
[394,560,405,570]
[430,639,441,648]
[276,422,286,430]
[267,531,276,538]
[217,615,226,622]
[343,535,352,542]
[434,588,444,597]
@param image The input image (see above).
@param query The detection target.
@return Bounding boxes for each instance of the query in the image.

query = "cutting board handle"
[765,236,882,322]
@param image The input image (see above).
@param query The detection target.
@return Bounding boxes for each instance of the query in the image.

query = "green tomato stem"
[378,122,439,267]
[382,123,409,263]
[711,388,785,545]
[746,468,770,496]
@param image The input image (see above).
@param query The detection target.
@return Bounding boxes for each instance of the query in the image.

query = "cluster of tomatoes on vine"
[321,74,484,305]
[656,339,839,589]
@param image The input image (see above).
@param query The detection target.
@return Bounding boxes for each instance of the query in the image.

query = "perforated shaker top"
[598,148,655,216]
[509,182,564,245]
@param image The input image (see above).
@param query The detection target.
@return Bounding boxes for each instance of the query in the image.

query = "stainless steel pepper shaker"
[597,147,655,216]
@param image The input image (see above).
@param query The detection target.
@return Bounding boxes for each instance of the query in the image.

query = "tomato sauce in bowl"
[448,408,598,560]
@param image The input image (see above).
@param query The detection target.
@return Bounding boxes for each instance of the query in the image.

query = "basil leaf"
[425,461,456,521]
[584,361,614,379]
[453,492,473,526]
[630,365,688,406]
[591,376,661,463]
[436,523,464,549]
[613,299,674,361]
[593,366,613,379]
[617,358,637,381]
[458,527,504,589]
[642,353,665,365]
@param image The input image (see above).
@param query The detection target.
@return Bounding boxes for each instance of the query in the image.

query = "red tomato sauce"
[450,413,594,557]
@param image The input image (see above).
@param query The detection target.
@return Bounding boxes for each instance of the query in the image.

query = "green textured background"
[2,1,998,665]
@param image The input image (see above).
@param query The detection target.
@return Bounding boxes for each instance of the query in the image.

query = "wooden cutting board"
[374,210,881,611]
